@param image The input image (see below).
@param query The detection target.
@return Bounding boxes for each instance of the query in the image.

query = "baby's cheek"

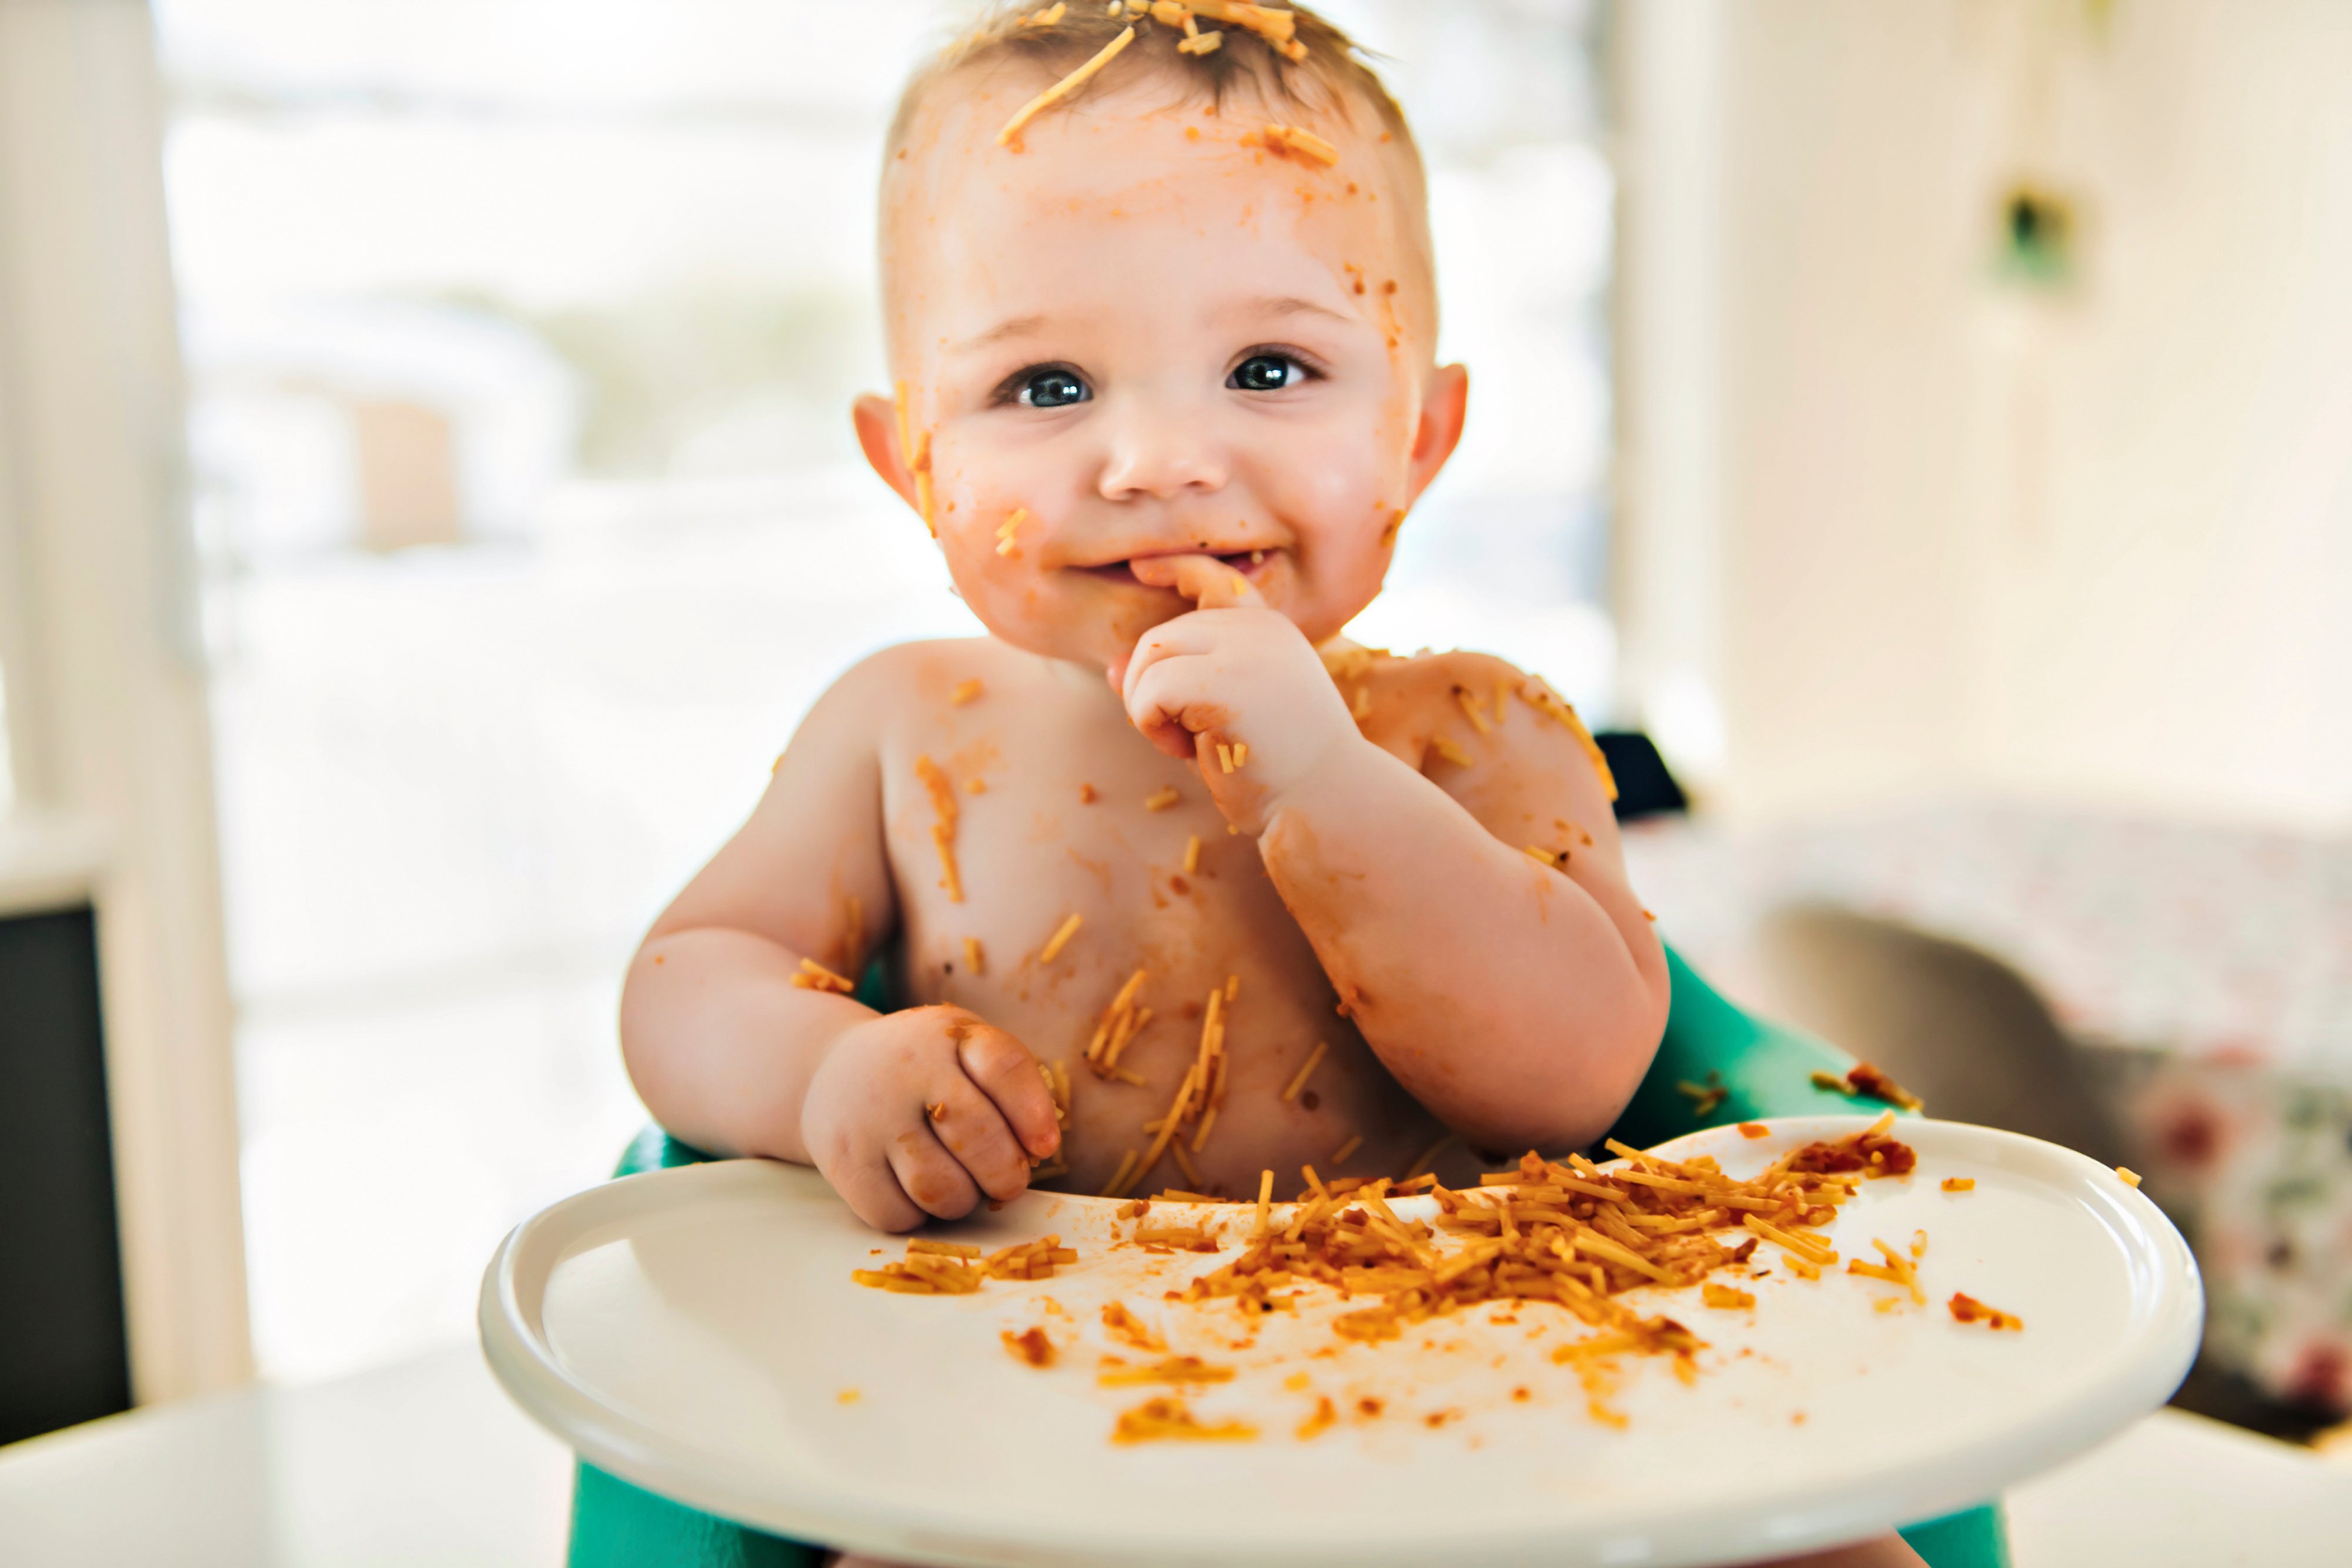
[1291,432,1398,545]
[933,526,1096,661]
[947,537,1043,625]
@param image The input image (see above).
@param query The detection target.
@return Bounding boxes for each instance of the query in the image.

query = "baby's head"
[853,2,1468,672]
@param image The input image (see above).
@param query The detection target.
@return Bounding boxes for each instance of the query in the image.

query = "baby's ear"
[1406,363,1471,504]
[852,393,920,511]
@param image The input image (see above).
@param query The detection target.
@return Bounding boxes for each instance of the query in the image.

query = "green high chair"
[566,947,2010,1568]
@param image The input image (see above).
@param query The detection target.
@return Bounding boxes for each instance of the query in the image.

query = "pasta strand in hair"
[998,25,1137,146]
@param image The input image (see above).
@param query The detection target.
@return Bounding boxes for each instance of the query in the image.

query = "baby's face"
[860,79,1466,672]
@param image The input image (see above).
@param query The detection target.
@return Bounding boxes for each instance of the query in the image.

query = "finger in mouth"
[1087,549,1268,586]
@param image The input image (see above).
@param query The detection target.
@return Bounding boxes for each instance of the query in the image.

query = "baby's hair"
[890,4,1420,172]
[881,3,1435,336]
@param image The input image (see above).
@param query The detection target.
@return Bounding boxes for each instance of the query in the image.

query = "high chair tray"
[480,1116,2200,1568]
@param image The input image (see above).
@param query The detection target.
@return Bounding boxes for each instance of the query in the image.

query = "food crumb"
[1430,734,1474,768]
[1738,1122,1770,1139]
[950,678,983,706]
[1002,1327,1055,1368]
[1078,783,1097,804]
[1111,1396,1256,1444]
[1815,1061,1925,1112]
[1676,1079,1729,1118]
[2116,1166,2143,1188]
[1942,1177,1975,1192]
[1038,911,1084,964]
[1948,1292,2024,1330]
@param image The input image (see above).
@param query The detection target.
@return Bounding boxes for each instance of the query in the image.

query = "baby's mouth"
[1084,549,1272,586]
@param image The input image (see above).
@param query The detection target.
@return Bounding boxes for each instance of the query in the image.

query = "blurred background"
[2,0,2351,1554]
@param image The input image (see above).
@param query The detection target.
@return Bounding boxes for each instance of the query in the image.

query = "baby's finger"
[954,1024,1063,1161]
[830,1148,927,1233]
[884,1122,984,1222]
[1119,610,1224,711]
[923,1075,1034,1203]
[1128,551,1264,610]
[1124,651,1232,760]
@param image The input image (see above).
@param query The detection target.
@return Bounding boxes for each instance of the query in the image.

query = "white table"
[0,1344,570,1567]
[0,1342,2344,1567]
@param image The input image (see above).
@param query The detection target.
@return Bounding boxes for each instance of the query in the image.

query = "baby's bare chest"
[882,710,1319,1042]
[869,663,1449,1195]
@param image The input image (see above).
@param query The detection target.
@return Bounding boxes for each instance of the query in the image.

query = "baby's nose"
[1094,399,1228,501]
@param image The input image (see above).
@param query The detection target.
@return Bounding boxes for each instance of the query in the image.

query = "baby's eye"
[1015,366,1092,408]
[1229,353,1312,393]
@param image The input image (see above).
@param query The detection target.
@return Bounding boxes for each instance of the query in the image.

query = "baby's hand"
[799,1005,1061,1232]
[1119,554,1363,831]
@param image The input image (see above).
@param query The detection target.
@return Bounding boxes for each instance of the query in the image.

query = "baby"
[623,9,1919,1566]
[624,1,1665,1231]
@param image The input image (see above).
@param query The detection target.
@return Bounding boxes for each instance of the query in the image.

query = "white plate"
[480,1117,2201,1568]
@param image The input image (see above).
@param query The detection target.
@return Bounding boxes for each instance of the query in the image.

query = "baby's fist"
[1118,556,1361,830]
[799,1005,1061,1232]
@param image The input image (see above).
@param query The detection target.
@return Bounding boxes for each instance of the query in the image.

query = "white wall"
[1618,0,2352,831]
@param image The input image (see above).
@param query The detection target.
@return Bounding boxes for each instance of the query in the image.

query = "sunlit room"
[2,2,2350,1565]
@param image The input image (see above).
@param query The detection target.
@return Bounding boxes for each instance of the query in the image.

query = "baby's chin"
[963,599,1190,675]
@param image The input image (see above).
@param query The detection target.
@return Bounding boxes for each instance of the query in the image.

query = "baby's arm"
[1121,559,1668,1155]
[620,650,1060,1229]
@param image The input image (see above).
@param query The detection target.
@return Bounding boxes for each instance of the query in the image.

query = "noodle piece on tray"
[852,1234,1077,1294]
[1111,1396,1258,1444]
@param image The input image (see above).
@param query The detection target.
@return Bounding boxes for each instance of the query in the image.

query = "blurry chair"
[1752,905,2126,1166]
[1594,729,1689,821]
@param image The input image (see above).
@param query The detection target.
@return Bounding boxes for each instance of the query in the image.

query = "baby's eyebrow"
[947,295,1352,359]
[951,314,1051,355]
[1228,294,1354,326]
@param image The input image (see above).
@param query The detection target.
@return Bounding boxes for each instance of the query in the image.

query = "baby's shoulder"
[1363,645,1526,693]
[816,636,1034,721]
[1328,642,1532,720]
[808,636,1077,758]
[1337,644,1614,796]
